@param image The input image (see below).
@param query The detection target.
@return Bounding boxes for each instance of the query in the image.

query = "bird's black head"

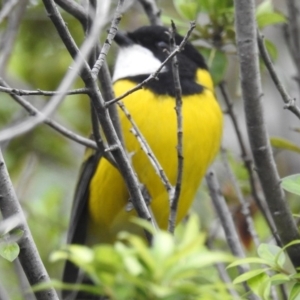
[113,25,208,96]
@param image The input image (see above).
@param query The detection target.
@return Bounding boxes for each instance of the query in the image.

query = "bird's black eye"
[156,41,169,50]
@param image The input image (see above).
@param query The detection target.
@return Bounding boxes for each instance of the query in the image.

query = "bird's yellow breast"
[88,70,223,243]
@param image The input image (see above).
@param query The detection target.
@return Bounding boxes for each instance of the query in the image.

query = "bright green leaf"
[257,243,285,268]
[227,257,272,268]
[271,137,300,154]
[0,242,20,262]
[281,174,300,196]
[289,282,300,300]
[257,12,286,29]
[233,269,268,284]
[269,273,290,285]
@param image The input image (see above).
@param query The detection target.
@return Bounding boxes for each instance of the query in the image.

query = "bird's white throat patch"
[113,44,166,82]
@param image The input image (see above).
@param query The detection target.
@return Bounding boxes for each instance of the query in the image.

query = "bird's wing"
[62,149,102,290]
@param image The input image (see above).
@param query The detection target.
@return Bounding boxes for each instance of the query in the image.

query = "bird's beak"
[114,31,133,47]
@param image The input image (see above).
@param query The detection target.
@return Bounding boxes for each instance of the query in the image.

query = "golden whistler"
[63,26,223,298]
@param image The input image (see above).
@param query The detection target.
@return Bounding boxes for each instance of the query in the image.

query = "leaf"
[271,137,300,154]
[281,174,300,196]
[257,243,285,269]
[256,0,286,29]
[227,257,272,268]
[174,0,199,20]
[257,12,286,29]
[0,242,20,262]
[289,282,300,300]
[233,269,268,284]
[269,273,290,285]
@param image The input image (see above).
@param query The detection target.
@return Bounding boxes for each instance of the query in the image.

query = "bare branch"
[286,0,300,89]
[257,32,300,119]
[0,150,59,300]
[0,78,97,150]
[168,21,185,234]
[91,1,122,78]
[118,102,174,196]
[0,0,18,23]
[234,0,300,267]
[138,0,162,26]
[0,0,28,75]
[219,82,280,246]
[205,170,255,298]
[0,85,88,96]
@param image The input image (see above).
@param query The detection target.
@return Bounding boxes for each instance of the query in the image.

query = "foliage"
[228,242,300,300]
[171,0,286,84]
[34,215,234,300]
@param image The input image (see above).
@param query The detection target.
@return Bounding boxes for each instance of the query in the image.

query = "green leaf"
[233,269,268,284]
[0,242,20,262]
[281,174,300,196]
[200,48,227,85]
[174,0,199,20]
[271,137,300,154]
[289,282,300,300]
[257,243,285,269]
[256,0,286,29]
[227,257,272,268]
[257,12,286,29]
[241,272,270,299]
[269,273,290,285]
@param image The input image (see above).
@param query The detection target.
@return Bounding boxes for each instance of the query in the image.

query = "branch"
[205,170,254,298]
[118,102,174,196]
[221,148,260,247]
[257,32,300,119]
[138,0,162,26]
[168,21,185,234]
[0,0,28,75]
[219,82,280,246]
[41,0,154,232]
[0,79,97,150]
[286,0,300,89]
[0,85,88,96]
[106,23,196,107]
[91,2,122,78]
[234,0,300,267]
[0,150,59,300]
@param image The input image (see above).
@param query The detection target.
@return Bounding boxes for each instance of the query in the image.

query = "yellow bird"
[63,25,223,298]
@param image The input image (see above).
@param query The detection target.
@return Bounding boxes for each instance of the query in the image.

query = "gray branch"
[0,149,58,300]
[234,0,300,267]
[138,0,162,26]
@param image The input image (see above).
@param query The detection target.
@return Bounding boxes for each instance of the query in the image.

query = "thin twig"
[257,31,300,119]
[219,82,281,246]
[106,22,196,107]
[118,102,174,196]
[138,0,162,26]
[168,21,185,234]
[221,148,260,247]
[0,150,59,300]
[0,0,19,23]
[205,170,256,299]
[0,85,89,96]
[0,78,97,150]
[234,0,300,267]
[91,1,122,78]
[0,0,28,75]
[286,0,300,90]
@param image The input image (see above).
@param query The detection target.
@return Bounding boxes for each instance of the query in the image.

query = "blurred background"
[0,0,300,299]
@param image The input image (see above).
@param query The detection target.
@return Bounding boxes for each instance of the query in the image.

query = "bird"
[62,25,223,299]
